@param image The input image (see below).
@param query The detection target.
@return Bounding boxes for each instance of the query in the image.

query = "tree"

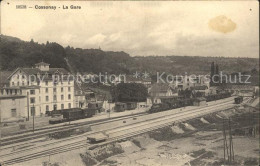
[111,83,148,102]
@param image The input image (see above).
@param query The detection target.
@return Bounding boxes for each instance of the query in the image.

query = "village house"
[0,87,26,122]
[147,84,178,104]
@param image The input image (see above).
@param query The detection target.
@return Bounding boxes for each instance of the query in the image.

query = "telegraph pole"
[223,118,230,163]
[229,118,234,162]
[223,119,226,164]
[33,104,35,132]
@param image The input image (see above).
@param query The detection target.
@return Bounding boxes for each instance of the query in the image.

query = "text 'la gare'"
[63,5,81,9]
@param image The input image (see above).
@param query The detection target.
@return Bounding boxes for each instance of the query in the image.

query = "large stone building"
[7,62,74,117]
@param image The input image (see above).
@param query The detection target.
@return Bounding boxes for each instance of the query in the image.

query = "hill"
[0,35,258,77]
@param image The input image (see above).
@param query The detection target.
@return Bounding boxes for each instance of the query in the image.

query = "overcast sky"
[1,1,259,58]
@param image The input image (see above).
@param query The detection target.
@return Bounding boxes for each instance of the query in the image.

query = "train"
[234,96,243,104]
[148,92,232,114]
[48,108,97,124]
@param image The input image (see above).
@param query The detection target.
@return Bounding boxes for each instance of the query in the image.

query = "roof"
[115,102,127,105]
[35,62,50,66]
[8,67,70,80]
[125,75,151,83]
[0,71,12,87]
[150,84,171,93]
[194,97,206,101]
[87,132,108,141]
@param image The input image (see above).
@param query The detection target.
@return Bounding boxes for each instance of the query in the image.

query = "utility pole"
[33,104,35,132]
[222,119,226,164]
[27,92,30,121]
[223,118,230,163]
[229,118,234,162]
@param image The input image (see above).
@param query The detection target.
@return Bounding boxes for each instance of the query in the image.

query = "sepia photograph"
[0,1,259,165]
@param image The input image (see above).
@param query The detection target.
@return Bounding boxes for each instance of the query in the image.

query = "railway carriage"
[48,108,97,124]
[148,92,231,114]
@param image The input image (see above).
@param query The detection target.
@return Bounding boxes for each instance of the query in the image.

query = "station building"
[6,62,75,117]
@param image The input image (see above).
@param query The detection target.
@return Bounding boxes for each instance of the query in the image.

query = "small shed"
[88,102,103,113]
[193,97,207,106]
[126,102,137,110]
[114,102,127,112]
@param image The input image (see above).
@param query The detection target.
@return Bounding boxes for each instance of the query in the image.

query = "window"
[22,75,25,79]
[22,81,24,86]
[17,75,19,79]
[46,105,49,111]
[46,96,49,102]
[53,88,56,93]
[68,94,71,100]
[17,82,19,86]
[14,89,17,94]
[61,87,63,92]
[12,82,14,86]
[61,104,64,109]
[45,88,48,93]
[53,104,57,111]
[68,103,71,108]
[30,97,35,104]
[68,87,71,92]
[1,89,3,95]
[30,90,35,95]
[53,95,57,101]
[11,109,17,117]
[61,95,64,100]
[45,81,48,86]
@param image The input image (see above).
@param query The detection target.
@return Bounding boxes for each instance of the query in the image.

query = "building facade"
[7,62,74,116]
[0,87,26,122]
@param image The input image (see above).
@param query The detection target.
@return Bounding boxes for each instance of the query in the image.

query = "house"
[149,84,176,97]
[74,84,86,108]
[112,75,152,88]
[191,85,210,96]
[170,75,210,90]
[148,84,178,104]
[0,87,26,122]
[88,102,103,113]
[125,75,152,88]
[7,62,74,116]
[114,102,127,112]
[125,102,137,110]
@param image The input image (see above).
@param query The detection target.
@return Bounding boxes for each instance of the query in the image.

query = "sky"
[1,1,259,58]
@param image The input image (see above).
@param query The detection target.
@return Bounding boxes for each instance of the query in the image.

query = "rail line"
[0,98,237,165]
[0,97,235,155]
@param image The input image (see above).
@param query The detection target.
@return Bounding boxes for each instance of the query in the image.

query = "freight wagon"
[148,92,231,114]
[234,96,243,104]
[49,108,96,124]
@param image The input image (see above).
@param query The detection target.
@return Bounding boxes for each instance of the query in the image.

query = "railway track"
[1,97,235,149]
[0,98,237,165]
[0,97,235,153]
[0,111,147,146]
